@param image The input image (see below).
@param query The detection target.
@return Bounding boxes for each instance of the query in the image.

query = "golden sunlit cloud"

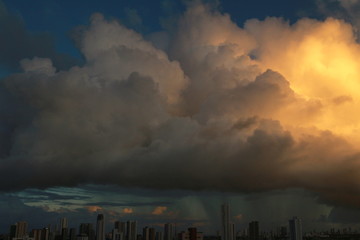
[122,208,134,214]
[86,206,102,213]
[151,206,167,215]
[245,17,360,142]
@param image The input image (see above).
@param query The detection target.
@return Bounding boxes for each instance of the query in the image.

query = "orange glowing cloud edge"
[243,17,360,144]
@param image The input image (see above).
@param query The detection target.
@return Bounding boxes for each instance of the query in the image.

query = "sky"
[2,0,360,235]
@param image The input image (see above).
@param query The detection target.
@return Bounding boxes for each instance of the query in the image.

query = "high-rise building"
[155,232,163,240]
[249,221,259,240]
[289,217,302,240]
[126,221,137,240]
[114,222,126,234]
[279,226,287,238]
[221,204,234,240]
[112,229,124,240]
[69,228,76,240]
[61,228,69,240]
[113,221,126,240]
[142,227,150,240]
[60,218,68,231]
[32,229,43,240]
[79,223,95,240]
[142,227,155,240]
[42,228,50,240]
[96,214,105,240]
[15,221,28,239]
[10,225,17,240]
[230,223,235,240]
[164,224,175,240]
[178,228,203,240]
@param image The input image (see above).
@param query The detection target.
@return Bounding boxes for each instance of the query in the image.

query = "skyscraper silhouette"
[126,221,137,240]
[249,221,259,240]
[221,204,233,240]
[60,218,68,231]
[96,214,105,240]
[164,223,175,240]
[289,217,302,240]
[15,221,28,238]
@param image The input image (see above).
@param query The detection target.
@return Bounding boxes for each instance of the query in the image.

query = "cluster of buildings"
[5,216,200,240]
[5,204,356,240]
[220,204,302,240]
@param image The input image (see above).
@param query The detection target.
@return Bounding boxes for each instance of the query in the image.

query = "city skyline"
[2,0,360,234]
[4,211,359,239]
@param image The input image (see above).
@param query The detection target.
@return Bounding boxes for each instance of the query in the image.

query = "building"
[155,232,163,240]
[10,225,17,240]
[142,227,155,240]
[126,221,137,240]
[113,221,126,240]
[112,229,124,240]
[77,235,88,240]
[289,217,302,240]
[96,214,105,240]
[41,228,50,240]
[60,219,68,231]
[61,228,68,240]
[249,221,259,240]
[69,229,76,240]
[178,228,203,240]
[31,230,42,240]
[221,204,234,240]
[15,222,29,239]
[79,223,95,240]
[164,224,175,240]
[114,222,126,234]
[142,228,149,240]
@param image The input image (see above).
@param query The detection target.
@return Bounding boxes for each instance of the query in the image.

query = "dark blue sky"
[2,0,321,63]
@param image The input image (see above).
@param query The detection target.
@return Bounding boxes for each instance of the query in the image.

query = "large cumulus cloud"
[2,3,360,208]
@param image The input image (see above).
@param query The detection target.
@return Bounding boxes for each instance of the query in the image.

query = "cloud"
[152,206,167,215]
[1,3,360,210]
[20,57,56,76]
[86,206,102,213]
[123,208,134,214]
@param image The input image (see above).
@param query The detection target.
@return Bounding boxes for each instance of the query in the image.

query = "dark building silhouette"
[164,224,175,240]
[126,221,137,240]
[249,221,259,240]
[289,217,302,240]
[9,225,16,240]
[69,228,76,240]
[96,214,105,240]
[79,223,95,240]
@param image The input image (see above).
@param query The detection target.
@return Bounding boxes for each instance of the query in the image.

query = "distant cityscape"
[1,204,360,240]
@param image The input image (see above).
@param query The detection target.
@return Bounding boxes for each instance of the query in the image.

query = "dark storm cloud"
[0,0,80,71]
[1,2,360,210]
